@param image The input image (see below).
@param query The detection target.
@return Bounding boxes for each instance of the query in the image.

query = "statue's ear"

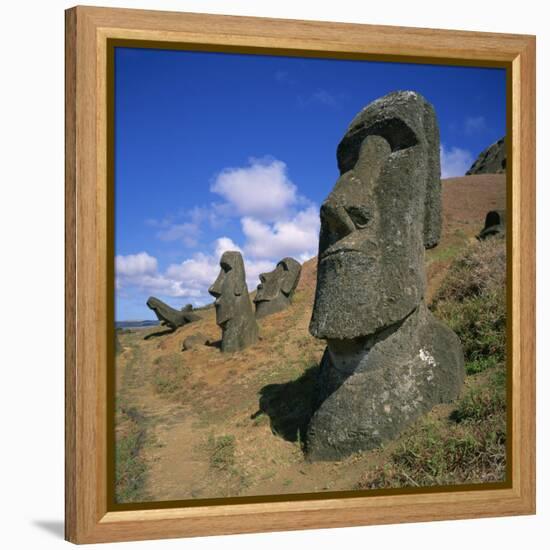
[422,102,442,249]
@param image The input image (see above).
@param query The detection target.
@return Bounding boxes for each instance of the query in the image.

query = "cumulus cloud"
[440,144,474,179]
[210,157,300,222]
[116,252,157,277]
[242,206,320,261]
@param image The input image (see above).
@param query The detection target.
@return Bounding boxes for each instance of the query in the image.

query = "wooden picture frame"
[65,5,536,544]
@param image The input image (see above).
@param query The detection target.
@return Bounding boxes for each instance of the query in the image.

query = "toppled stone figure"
[146,297,200,331]
[209,251,258,352]
[478,209,506,240]
[307,90,465,461]
[254,257,302,319]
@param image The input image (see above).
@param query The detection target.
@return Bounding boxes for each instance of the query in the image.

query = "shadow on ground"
[143,327,175,340]
[255,364,320,444]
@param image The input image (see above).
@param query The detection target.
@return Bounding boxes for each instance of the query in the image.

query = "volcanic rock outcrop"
[254,257,302,319]
[146,297,200,330]
[209,251,258,352]
[466,136,506,175]
[307,90,465,460]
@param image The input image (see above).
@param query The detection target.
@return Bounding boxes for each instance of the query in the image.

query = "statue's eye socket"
[345,206,371,229]
[221,263,232,272]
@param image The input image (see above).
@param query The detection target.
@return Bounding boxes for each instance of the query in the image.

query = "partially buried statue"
[254,257,302,319]
[307,91,465,460]
[478,209,506,240]
[146,297,200,330]
[209,251,258,352]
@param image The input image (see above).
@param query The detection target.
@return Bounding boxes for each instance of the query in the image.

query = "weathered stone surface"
[146,297,201,330]
[310,91,441,341]
[254,257,302,319]
[307,91,464,460]
[307,304,464,460]
[466,137,506,175]
[478,209,506,240]
[182,332,208,351]
[209,251,258,352]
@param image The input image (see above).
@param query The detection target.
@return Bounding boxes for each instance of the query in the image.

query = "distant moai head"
[208,251,249,326]
[310,91,442,340]
[254,257,302,319]
[478,209,506,240]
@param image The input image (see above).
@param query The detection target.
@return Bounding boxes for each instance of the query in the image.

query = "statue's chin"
[215,307,231,326]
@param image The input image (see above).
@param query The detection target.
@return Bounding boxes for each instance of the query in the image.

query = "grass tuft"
[208,434,236,471]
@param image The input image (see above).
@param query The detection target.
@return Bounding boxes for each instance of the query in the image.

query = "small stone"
[181,333,208,351]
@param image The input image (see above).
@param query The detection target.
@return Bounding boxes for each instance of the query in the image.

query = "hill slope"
[115,174,506,503]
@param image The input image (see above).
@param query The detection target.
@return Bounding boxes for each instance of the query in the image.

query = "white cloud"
[210,157,299,222]
[440,144,474,179]
[154,206,212,247]
[214,236,242,257]
[115,252,157,277]
[242,206,320,261]
[116,251,202,300]
[464,115,487,135]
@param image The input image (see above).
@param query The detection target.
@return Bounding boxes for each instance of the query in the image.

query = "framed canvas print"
[65,6,536,544]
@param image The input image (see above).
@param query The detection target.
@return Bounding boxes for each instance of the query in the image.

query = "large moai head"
[254,257,302,319]
[208,251,258,352]
[309,91,442,340]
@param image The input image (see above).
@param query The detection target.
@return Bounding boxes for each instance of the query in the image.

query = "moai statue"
[146,297,200,330]
[209,251,259,352]
[254,257,302,319]
[307,91,465,460]
[477,209,506,240]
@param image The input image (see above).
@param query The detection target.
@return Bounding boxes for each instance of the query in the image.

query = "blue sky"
[115,47,506,321]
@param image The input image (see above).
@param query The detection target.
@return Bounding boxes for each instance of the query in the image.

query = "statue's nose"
[208,282,222,298]
[320,202,356,240]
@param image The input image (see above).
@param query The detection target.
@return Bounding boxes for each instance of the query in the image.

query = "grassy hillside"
[115,174,507,503]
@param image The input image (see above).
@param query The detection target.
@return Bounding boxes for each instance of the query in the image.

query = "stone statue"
[208,251,258,352]
[478,209,506,240]
[146,297,200,331]
[307,91,465,460]
[254,257,302,319]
